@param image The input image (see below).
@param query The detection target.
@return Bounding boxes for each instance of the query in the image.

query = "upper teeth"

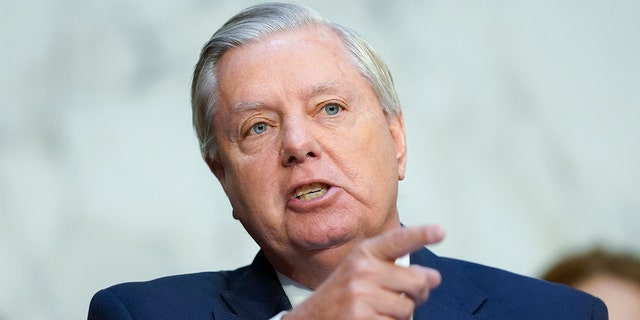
[294,183,328,201]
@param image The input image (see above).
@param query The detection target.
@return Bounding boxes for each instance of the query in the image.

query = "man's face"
[210,25,407,266]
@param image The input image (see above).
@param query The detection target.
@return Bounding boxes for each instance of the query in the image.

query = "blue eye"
[251,122,268,134]
[323,103,342,115]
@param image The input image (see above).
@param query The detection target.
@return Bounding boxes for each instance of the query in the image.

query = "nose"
[280,117,321,166]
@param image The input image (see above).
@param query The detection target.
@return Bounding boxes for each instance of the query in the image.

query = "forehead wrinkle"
[232,80,340,114]
[227,79,341,119]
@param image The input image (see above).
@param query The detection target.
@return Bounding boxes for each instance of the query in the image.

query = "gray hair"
[191,2,401,159]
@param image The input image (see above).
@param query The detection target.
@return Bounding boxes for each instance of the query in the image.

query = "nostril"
[285,152,314,164]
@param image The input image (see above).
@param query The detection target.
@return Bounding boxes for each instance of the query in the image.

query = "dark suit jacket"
[88,248,608,319]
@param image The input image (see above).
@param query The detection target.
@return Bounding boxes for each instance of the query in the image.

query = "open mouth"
[294,183,329,201]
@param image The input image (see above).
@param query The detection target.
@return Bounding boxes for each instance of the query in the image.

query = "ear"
[387,109,407,181]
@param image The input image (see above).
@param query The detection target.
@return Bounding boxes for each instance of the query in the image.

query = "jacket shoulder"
[88,269,248,319]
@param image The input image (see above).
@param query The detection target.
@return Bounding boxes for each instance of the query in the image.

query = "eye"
[323,103,342,115]
[251,122,268,135]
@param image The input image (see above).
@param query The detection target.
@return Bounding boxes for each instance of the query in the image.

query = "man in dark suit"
[89,3,608,319]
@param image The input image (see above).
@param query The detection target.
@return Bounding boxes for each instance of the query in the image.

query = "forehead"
[223,24,348,63]
[215,25,364,97]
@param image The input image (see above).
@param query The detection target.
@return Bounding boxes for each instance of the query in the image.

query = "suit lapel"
[411,248,487,319]
[215,251,292,319]
[213,248,488,319]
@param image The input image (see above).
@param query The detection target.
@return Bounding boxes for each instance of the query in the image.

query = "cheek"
[352,120,397,165]
[334,122,398,187]
[227,153,282,205]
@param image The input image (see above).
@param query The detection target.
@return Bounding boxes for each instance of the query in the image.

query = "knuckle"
[350,257,377,278]
[344,281,367,298]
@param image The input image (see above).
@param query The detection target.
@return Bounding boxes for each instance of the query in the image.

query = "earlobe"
[388,110,407,181]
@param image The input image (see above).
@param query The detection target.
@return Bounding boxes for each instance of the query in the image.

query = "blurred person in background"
[542,248,640,320]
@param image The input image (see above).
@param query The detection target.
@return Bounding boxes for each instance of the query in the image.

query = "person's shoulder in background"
[542,247,640,319]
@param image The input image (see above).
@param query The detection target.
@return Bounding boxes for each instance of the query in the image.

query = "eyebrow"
[309,80,339,96]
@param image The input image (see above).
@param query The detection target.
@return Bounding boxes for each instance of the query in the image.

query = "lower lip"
[286,186,339,212]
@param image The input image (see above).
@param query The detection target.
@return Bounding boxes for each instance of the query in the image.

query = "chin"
[290,223,359,252]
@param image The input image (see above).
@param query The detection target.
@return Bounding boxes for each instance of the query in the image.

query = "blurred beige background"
[1,0,638,319]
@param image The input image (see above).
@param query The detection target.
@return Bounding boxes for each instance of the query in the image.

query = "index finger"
[363,225,445,261]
